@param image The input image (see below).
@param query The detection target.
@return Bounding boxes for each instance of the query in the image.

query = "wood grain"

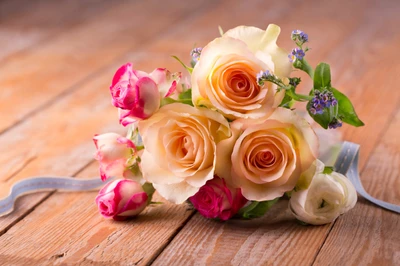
[0,0,221,263]
[0,53,196,264]
[0,162,195,265]
[153,1,400,265]
[312,108,400,266]
[0,0,114,62]
[0,0,212,134]
[0,0,398,265]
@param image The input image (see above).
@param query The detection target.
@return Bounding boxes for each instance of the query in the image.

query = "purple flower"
[190,47,203,63]
[256,70,272,86]
[328,118,343,129]
[289,48,306,62]
[309,90,338,115]
[291,30,309,43]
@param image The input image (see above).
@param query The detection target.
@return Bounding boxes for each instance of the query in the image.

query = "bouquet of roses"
[94,24,364,225]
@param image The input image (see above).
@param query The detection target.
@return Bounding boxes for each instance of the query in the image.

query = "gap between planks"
[150,0,400,264]
[309,98,400,266]
[0,0,220,222]
[0,0,217,135]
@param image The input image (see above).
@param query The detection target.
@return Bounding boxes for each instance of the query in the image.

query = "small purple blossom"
[292,30,309,43]
[190,47,202,63]
[328,118,343,129]
[289,48,306,62]
[257,70,272,86]
[289,77,301,88]
[309,90,338,115]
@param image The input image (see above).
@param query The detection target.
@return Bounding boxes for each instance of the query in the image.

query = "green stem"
[294,59,314,78]
[237,201,259,216]
[286,90,313,102]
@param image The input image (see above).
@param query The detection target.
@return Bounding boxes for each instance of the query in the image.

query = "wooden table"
[0,0,399,265]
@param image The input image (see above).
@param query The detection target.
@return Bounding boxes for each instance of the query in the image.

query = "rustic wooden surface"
[0,0,399,265]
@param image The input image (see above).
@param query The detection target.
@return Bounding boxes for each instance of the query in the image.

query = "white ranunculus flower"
[289,160,357,225]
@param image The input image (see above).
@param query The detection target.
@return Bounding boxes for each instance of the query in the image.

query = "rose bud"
[189,176,248,221]
[289,160,357,225]
[93,133,136,181]
[96,179,149,220]
[110,63,181,126]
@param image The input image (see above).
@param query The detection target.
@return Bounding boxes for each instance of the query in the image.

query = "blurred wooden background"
[0,0,399,265]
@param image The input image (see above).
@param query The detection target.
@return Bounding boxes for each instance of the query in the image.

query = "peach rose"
[138,103,230,203]
[191,24,292,119]
[216,108,319,201]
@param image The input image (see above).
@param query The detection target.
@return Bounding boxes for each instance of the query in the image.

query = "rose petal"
[154,182,200,204]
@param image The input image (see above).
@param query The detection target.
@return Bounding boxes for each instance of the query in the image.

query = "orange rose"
[191,24,292,120]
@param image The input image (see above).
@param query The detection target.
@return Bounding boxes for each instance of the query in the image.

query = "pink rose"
[96,179,148,220]
[110,63,181,126]
[189,176,247,221]
[93,133,136,181]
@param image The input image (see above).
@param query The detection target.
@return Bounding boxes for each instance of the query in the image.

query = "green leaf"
[296,219,309,226]
[331,87,365,127]
[307,101,331,129]
[172,55,193,74]
[142,183,156,205]
[323,166,334,174]
[160,96,193,107]
[285,191,292,198]
[218,25,224,36]
[314,63,331,90]
[178,89,192,100]
[160,97,178,107]
[279,93,294,108]
[238,198,279,219]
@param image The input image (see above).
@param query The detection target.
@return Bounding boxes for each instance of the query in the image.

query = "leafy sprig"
[260,30,364,129]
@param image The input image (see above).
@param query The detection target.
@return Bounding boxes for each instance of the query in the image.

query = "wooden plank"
[0,0,211,134]
[0,0,114,62]
[153,1,400,265]
[0,1,397,265]
[0,53,198,265]
[312,107,400,266]
[0,1,227,263]
[0,49,188,230]
[0,162,194,265]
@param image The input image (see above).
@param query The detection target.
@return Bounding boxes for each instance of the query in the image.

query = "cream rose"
[289,160,357,225]
[216,108,319,201]
[191,24,292,119]
[138,103,230,203]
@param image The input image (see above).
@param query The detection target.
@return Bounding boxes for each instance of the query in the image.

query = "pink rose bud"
[96,179,148,220]
[189,176,248,221]
[110,63,181,126]
[93,133,136,181]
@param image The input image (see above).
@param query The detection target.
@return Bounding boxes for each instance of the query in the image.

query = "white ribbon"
[0,142,398,217]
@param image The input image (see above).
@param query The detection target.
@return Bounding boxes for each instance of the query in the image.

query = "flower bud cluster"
[190,47,202,63]
[309,90,338,115]
[291,30,308,45]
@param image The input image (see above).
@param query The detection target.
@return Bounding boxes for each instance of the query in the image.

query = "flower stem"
[294,59,314,78]
[286,89,313,102]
